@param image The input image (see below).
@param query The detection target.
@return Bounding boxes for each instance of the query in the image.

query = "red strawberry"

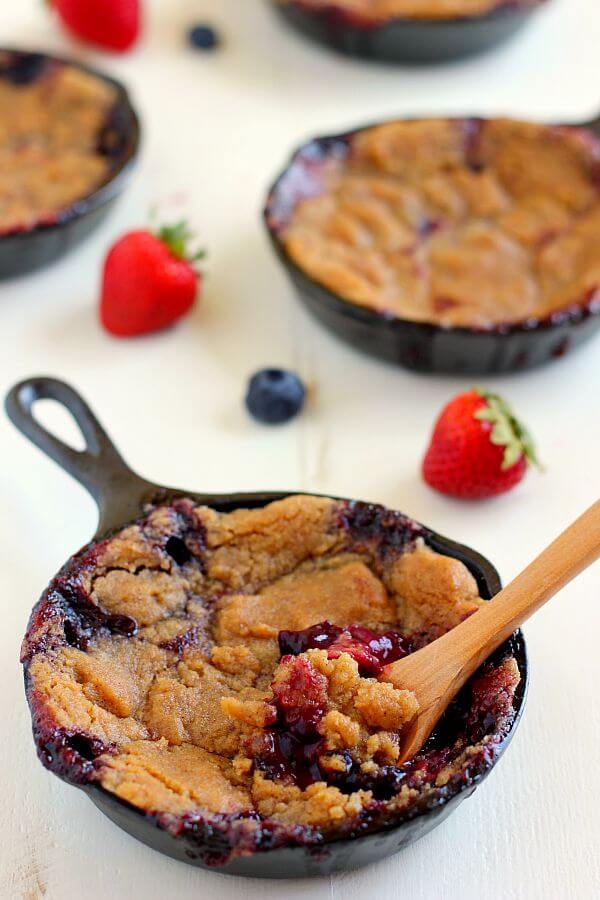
[422,389,539,499]
[51,0,141,53]
[100,222,204,337]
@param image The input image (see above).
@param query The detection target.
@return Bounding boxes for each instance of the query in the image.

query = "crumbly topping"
[101,740,251,816]
[0,59,117,232]
[23,495,520,855]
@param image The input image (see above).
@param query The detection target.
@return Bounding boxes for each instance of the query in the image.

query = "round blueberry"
[245,369,306,425]
[188,25,220,51]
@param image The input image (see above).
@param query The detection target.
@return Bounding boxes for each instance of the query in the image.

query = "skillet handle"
[5,376,158,536]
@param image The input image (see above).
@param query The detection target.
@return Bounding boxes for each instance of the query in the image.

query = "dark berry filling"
[168,810,319,867]
[0,52,49,85]
[279,620,411,677]
[340,501,427,558]
[165,535,192,565]
[278,620,345,656]
[254,623,520,801]
[272,655,328,734]
[326,752,408,801]
[150,499,206,560]
[159,625,208,658]
[253,625,412,792]
[418,217,443,238]
[251,655,327,790]
[252,731,326,791]
[463,117,485,171]
[34,726,112,785]
[56,579,138,651]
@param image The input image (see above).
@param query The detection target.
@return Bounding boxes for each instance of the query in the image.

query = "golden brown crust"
[100,740,251,816]
[389,540,483,636]
[250,773,373,827]
[0,60,117,232]
[281,119,600,327]
[215,558,396,672]
[24,495,516,833]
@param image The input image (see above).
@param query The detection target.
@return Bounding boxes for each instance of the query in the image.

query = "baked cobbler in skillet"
[277,0,544,22]
[0,52,118,233]
[23,496,521,864]
[277,119,600,329]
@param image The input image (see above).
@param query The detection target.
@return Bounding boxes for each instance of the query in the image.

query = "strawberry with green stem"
[100,221,205,338]
[423,389,539,499]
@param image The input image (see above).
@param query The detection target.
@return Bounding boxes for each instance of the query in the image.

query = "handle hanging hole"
[30,398,87,453]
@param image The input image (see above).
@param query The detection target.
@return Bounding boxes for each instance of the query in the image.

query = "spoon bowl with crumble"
[7,376,532,877]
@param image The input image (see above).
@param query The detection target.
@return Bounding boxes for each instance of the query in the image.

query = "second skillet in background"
[265,114,600,374]
[270,0,550,63]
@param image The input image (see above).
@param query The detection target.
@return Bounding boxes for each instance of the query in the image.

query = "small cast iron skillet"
[265,114,600,375]
[6,376,528,878]
[270,0,548,63]
[0,49,140,279]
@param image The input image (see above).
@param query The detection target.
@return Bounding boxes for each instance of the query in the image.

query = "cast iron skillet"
[270,0,548,63]
[6,376,529,878]
[265,113,600,375]
[0,49,140,279]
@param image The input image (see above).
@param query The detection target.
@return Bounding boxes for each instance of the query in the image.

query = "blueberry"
[188,25,220,50]
[245,369,306,425]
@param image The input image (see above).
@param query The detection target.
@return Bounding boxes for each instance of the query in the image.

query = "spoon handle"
[385,500,600,758]
[461,498,600,658]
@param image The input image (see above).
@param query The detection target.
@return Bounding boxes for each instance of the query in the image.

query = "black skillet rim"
[0,47,140,240]
[275,0,547,28]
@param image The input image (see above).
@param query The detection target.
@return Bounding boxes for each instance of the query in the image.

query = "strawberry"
[100,222,204,337]
[422,389,538,499]
[50,0,141,53]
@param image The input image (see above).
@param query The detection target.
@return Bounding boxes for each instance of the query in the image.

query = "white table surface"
[1,1,599,897]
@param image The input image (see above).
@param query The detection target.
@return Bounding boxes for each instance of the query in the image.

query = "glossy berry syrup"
[279,620,411,677]
[251,655,328,789]
[253,623,413,793]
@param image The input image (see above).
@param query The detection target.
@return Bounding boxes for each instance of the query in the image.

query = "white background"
[1,1,599,898]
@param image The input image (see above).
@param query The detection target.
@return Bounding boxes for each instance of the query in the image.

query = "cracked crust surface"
[280,119,600,328]
[23,495,521,857]
[0,56,117,233]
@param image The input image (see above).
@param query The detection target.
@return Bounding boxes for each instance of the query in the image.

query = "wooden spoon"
[384,500,600,765]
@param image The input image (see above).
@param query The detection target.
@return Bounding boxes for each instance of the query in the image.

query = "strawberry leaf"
[475,389,540,472]
[155,221,206,269]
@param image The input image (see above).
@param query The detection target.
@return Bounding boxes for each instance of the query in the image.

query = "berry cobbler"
[277,0,543,23]
[23,496,521,864]
[0,53,119,234]
[270,118,600,329]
